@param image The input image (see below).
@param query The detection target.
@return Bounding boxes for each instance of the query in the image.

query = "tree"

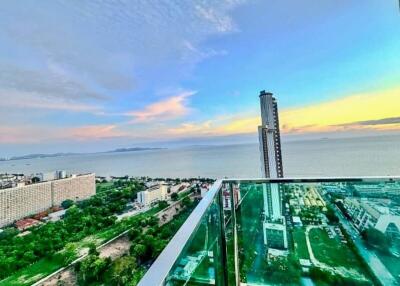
[128,229,141,241]
[171,192,179,201]
[362,227,391,253]
[62,243,77,265]
[77,255,110,284]
[88,243,99,256]
[158,200,169,210]
[109,256,137,286]
[181,197,191,208]
[61,199,74,209]
[325,206,339,224]
[131,244,147,263]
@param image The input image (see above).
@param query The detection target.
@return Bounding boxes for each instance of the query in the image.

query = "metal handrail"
[137,179,224,286]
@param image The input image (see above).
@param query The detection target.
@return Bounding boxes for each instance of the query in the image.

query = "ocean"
[0,135,399,178]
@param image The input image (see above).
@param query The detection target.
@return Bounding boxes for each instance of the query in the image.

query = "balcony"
[139,178,400,286]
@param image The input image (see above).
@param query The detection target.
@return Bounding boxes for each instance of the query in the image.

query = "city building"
[258,91,283,179]
[0,173,25,190]
[0,173,95,227]
[137,184,168,206]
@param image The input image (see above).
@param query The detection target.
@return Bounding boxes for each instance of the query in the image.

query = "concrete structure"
[137,184,168,206]
[258,90,283,179]
[263,221,288,250]
[0,173,95,227]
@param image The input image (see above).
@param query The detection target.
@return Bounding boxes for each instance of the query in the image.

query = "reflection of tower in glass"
[263,183,282,220]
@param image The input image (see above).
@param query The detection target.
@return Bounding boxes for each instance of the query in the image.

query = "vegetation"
[309,228,363,269]
[325,206,339,224]
[74,197,199,285]
[361,227,391,254]
[0,179,144,282]
[292,228,310,259]
[170,192,179,201]
[309,267,371,286]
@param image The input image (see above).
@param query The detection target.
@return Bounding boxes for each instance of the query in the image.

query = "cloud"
[279,87,400,134]
[338,117,400,126]
[0,1,245,95]
[126,90,196,123]
[166,87,400,138]
[65,125,128,141]
[0,89,103,114]
[0,124,129,144]
[0,65,106,102]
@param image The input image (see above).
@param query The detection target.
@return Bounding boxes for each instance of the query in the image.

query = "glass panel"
[165,191,226,285]
[234,180,400,286]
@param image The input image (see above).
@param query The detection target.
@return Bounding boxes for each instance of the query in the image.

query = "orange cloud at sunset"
[126,91,195,123]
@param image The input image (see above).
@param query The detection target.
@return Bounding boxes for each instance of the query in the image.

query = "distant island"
[0,147,165,161]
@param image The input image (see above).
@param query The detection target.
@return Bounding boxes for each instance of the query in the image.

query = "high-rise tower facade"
[258,90,284,178]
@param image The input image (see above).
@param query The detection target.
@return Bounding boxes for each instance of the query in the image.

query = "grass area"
[292,228,310,259]
[309,228,362,269]
[0,255,64,286]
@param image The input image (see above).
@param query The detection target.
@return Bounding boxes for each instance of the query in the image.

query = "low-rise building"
[137,184,168,206]
[15,218,42,231]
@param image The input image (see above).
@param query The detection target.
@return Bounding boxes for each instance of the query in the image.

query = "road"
[333,205,398,286]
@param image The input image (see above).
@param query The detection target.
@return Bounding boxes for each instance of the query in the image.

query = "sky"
[0,0,400,156]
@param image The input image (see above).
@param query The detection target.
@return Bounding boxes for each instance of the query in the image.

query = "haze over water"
[0,135,399,179]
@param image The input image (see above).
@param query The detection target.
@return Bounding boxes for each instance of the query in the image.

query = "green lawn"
[292,228,310,259]
[309,228,361,269]
[0,255,64,286]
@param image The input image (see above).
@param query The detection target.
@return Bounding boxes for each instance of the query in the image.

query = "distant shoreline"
[0,147,166,162]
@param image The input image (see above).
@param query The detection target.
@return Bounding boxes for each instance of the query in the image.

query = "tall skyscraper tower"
[258,90,284,178]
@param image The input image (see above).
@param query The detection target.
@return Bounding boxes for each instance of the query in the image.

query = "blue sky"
[0,0,400,156]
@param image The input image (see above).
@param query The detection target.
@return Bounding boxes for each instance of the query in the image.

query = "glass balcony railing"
[138,177,400,286]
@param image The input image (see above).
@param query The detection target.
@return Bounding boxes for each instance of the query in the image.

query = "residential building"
[258,90,283,179]
[137,184,168,206]
[0,173,95,227]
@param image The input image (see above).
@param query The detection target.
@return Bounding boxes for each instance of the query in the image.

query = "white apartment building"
[0,173,95,227]
[137,184,168,206]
